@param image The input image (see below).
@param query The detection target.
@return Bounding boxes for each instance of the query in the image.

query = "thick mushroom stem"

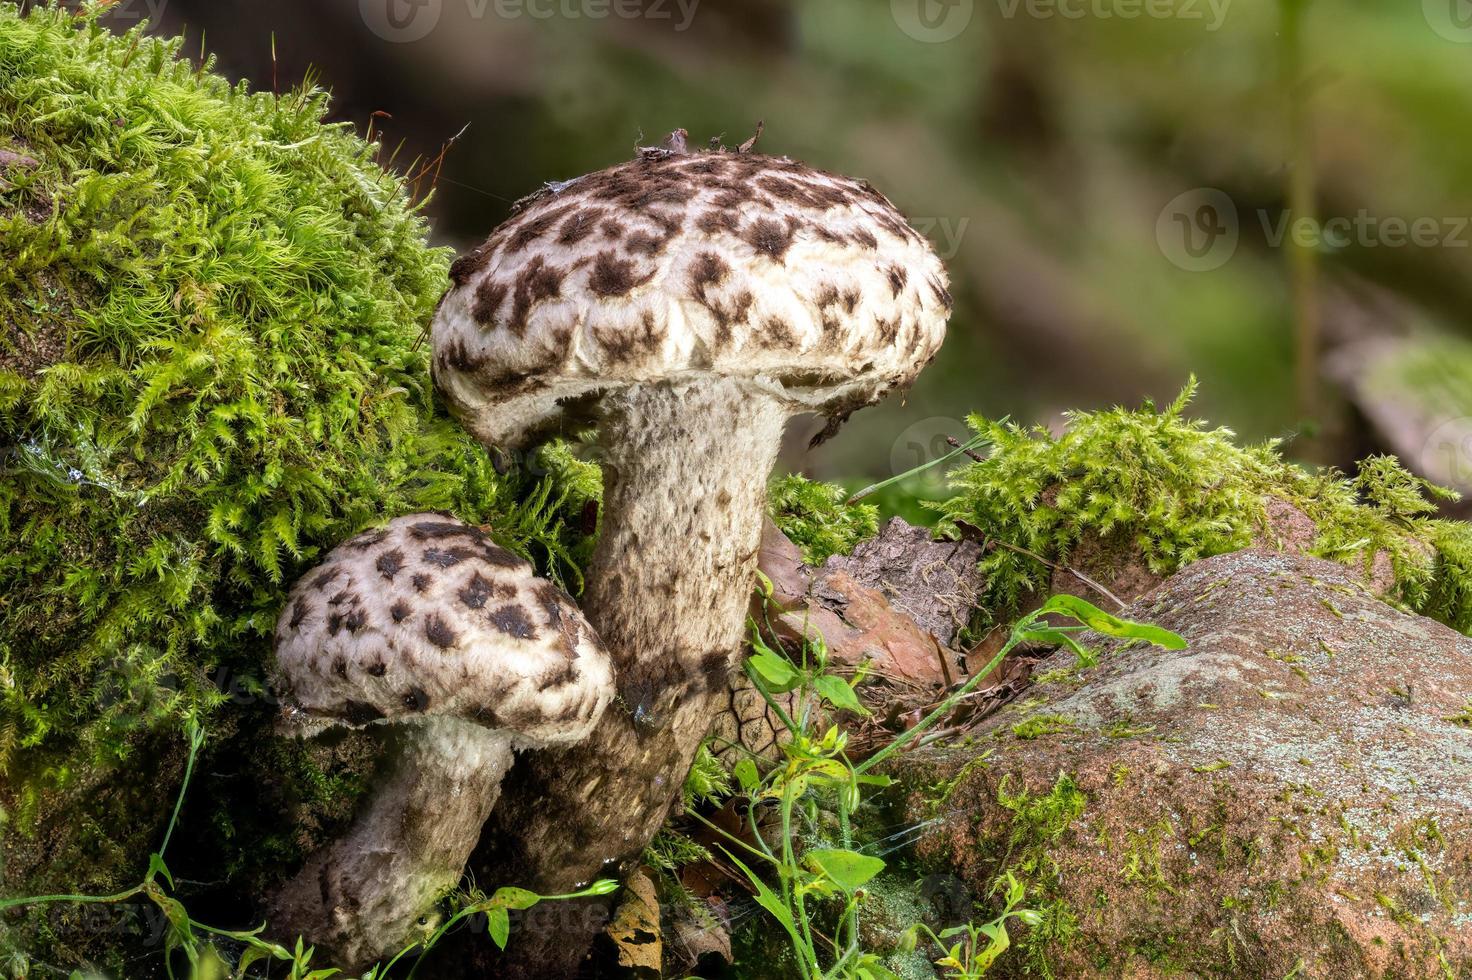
[271,719,514,970]
[473,376,787,969]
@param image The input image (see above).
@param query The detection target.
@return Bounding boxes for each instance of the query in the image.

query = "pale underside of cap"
[273,514,613,746]
[432,149,951,448]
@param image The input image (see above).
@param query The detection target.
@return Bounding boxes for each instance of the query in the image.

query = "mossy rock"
[0,7,598,971]
[898,550,1472,978]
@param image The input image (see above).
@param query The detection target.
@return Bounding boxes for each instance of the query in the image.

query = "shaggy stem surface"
[468,377,787,977]
[270,720,513,969]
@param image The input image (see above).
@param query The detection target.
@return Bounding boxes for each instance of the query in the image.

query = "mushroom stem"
[472,376,787,971]
[270,719,513,970]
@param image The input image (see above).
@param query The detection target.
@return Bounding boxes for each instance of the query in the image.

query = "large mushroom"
[266,514,614,969]
[431,133,950,972]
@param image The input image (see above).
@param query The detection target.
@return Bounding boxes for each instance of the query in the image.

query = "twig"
[944,435,987,462]
[987,538,1128,611]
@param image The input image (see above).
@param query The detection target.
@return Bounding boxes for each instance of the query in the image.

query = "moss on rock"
[937,379,1472,635]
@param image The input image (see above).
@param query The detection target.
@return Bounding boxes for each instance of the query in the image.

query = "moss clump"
[938,379,1472,633]
[0,4,592,956]
[768,473,880,565]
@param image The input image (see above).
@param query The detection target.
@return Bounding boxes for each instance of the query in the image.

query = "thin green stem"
[845,433,991,504]
[853,630,1025,776]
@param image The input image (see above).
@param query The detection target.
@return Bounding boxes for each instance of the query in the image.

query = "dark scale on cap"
[449,244,494,287]
[506,203,575,252]
[345,528,389,550]
[459,572,496,610]
[558,208,605,246]
[401,686,430,712]
[597,312,663,364]
[367,661,387,677]
[328,588,353,607]
[929,275,952,312]
[588,251,651,299]
[424,614,459,650]
[849,226,879,251]
[695,210,740,236]
[489,604,538,640]
[505,257,567,337]
[289,598,309,629]
[764,316,798,348]
[308,566,341,592]
[886,265,908,297]
[743,218,796,262]
[344,608,367,633]
[333,658,349,679]
[410,521,482,541]
[479,543,526,568]
[472,279,508,324]
[688,251,729,301]
[411,573,432,592]
[600,219,625,239]
[376,548,405,581]
[390,600,411,623]
[423,546,473,567]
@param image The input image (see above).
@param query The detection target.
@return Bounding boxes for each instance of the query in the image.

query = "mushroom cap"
[431,145,951,448]
[273,514,613,746]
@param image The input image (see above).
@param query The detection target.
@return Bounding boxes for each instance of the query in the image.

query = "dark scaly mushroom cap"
[431,138,951,448]
[273,514,612,745]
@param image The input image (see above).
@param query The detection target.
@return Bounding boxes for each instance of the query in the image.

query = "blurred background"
[86,0,1472,506]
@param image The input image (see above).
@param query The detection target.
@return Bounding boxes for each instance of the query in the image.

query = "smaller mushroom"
[266,514,614,969]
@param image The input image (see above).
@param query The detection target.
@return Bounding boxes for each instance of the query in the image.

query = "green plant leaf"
[747,651,802,693]
[733,758,760,794]
[490,886,541,911]
[486,906,510,950]
[814,674,870,716]
[1036,594,1187,649]
[147,853,174,888]
[805,848,885,892]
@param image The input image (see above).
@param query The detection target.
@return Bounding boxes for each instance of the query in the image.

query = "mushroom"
[266,514,614,969]
[430,134,950,969]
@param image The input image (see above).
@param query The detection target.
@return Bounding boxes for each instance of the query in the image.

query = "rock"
[821,517,986,648]
[902,549,1472,978]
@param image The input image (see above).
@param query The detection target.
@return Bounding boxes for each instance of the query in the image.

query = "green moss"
[937,379,1472,633]
[1009,713,1073,740]
[993,774,1086,977]
[0,4,593,958]
[768,473,880,565]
